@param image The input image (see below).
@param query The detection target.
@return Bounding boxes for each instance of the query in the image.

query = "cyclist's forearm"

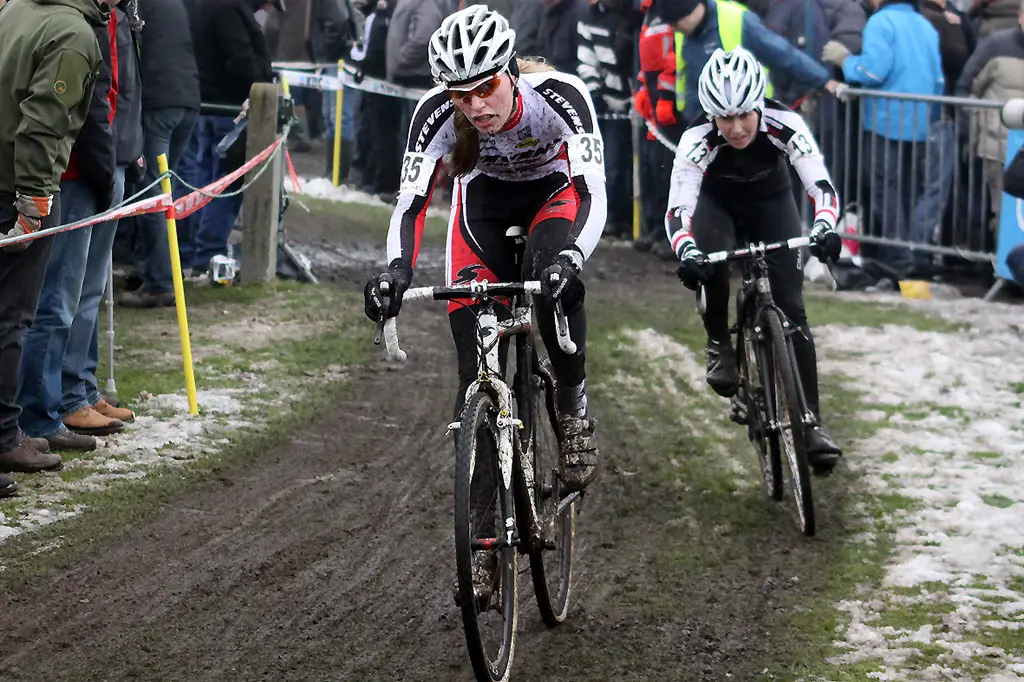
[568,170,607,262]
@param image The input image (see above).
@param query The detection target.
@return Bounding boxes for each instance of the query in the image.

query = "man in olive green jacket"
[0,0,109,487]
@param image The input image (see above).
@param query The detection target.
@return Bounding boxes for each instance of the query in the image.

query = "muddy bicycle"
[696,236,824,536]
[372,229,581,682]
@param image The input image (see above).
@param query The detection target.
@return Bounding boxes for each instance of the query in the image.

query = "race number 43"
[400,152,434,196]
[567,134,606,177]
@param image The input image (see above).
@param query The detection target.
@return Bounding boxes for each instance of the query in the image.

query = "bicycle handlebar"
[705,236,811,263]
[374,277,577,363]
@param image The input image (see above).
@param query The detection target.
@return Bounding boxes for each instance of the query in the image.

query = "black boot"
[705,338,739,397]
[339,139,355,185]
[806,425,842,476]
[324,141,337,181]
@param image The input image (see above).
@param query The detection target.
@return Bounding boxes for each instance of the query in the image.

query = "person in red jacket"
[633,2,678,259]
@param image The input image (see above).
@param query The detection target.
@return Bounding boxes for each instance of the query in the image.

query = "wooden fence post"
[241,82,282,283]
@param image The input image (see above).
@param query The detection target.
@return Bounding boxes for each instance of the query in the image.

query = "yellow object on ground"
[898,280,932,300]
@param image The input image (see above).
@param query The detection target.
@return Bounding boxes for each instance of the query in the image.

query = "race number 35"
[568,134,605,176]
[400,153,433,196]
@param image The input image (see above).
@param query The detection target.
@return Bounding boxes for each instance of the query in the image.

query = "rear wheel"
[527,359,575,626]
[454,391,518,682]
[764,310,815,536]
[737,324,783,501]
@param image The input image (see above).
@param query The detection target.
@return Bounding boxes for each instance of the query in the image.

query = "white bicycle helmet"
[697,47,767,118]
[428,5,517,89]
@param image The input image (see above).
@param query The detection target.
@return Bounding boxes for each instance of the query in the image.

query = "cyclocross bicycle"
[696,236,821,536]
[371,227,581,682]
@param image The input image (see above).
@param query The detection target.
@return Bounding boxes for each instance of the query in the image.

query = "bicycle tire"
[527,359,575,626]
[737,325,783,501]
[764,309,816,536]
[454,391,519,682]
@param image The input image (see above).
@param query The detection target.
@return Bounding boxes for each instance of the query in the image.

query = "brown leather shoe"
[93,398,134,424]
[45,426,97,452]
[63,406,123,436]
[0,442,63,473]
[17,428,51,453]
[0,474,16,498]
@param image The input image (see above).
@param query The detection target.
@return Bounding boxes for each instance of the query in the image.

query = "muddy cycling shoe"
[557,415,599,491]
[806,426,842,476]
[705,339,739,398]
[453,552,497,611]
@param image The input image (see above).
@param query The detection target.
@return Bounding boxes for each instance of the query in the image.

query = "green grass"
[289,194,449,244]
[805,293,967,333]
[0,278,367,587]
[578,287,999,680]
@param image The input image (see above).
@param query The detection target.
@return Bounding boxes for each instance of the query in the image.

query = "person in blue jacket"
[821,0,943,272]
[657,0,839,126]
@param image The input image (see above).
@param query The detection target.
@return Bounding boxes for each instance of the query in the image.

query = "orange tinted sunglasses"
[448,74,502,103]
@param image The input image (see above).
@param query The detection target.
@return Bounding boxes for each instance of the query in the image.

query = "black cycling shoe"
[806,426,842,476]
[705,339,739,398]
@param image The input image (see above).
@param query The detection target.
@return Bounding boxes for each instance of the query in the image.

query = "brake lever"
[372,276,393,345]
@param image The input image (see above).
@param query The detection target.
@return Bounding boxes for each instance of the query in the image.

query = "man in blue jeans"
[20,6,142,451]
[184,0,279,276]
[120,0,200,307]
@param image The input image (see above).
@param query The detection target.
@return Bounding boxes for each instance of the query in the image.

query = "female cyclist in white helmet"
[665,47,845,475]
[363,6,607,492]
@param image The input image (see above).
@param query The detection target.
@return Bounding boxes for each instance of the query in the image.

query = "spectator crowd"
[1,0,1023,498]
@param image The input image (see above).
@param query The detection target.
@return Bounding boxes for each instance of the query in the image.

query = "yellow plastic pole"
[333,59,344,187]
[632,115,642,240]
[157,153,199,416]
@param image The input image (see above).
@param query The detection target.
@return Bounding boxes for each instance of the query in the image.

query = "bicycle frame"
[376,277,577,554]
[697,237,819,428]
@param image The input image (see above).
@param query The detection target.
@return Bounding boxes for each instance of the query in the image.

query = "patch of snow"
[289,176,450,220]
[0,389,252,547]
[608,328,751,485]
[816,298,1024,678]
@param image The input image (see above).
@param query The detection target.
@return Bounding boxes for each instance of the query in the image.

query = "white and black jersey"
[386,71,608,267]
[664,100,840,256]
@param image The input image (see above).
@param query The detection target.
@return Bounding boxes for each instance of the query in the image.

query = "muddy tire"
[738,324,783,501]
[527,361,575,627]
[765,310,815,537]
[454,391,518,682]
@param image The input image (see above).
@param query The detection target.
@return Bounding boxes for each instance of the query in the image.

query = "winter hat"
[658,0,703,23]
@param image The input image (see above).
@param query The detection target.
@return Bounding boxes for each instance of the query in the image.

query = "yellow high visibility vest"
[674,0,773,112]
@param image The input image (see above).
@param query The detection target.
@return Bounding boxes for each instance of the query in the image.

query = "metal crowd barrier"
[799,87,1019,267]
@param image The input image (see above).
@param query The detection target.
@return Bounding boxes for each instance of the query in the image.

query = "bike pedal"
[729,396,749,425]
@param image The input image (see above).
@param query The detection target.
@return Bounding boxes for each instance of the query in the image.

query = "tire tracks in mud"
[0,210,846,681]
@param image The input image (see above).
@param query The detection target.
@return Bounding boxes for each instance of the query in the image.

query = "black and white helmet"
[697,47,767,118]
[428,5,517,88]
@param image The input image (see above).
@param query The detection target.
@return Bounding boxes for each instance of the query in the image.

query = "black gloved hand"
[541,248,583,301]
[125,155,146,187]
[809,220,842,263]
[363,260,412,322]
[676,241,711,291]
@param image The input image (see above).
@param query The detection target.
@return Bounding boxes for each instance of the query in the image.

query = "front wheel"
[765,309,816,536]
[527,360,575,626]
[454,391,519,682]
[737,324,783,502]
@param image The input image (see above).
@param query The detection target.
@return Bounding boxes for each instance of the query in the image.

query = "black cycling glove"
[541,248,583,301]
[363,260,412,322]
[677,241,711,291]
[809,220,842,263]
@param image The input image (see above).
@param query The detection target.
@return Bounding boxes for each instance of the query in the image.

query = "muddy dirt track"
[0,168,847,681]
